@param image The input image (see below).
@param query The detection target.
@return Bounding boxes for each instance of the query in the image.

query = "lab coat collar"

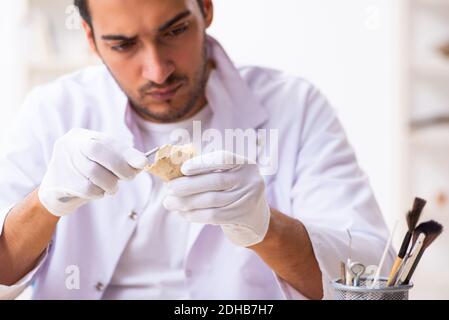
[205,36,269,132]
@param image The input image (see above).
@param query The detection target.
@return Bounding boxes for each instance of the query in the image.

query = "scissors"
[349,262,366,287]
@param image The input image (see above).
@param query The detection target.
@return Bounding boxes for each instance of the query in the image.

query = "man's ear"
[81,20,98,55]
[203,0,214,29]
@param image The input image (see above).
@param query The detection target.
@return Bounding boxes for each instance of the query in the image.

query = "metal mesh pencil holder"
[332,278,413,300]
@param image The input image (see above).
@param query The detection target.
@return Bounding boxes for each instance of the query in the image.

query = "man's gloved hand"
[163,151,271,247]
[38,128,148,217]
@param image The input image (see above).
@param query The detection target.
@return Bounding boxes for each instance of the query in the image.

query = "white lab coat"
[0,37,394,300]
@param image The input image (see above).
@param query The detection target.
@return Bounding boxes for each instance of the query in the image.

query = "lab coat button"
[129,212,138,221]
[95,282,105,292]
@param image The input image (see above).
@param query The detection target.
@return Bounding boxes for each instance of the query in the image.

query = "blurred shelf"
[414,0,449,8]
[23,0,94,85]
[410,124,449,147]
[411,116,449,130]
[404,0,449,300]
[412,57,449,80]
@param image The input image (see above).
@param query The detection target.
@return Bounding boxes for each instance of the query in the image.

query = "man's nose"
[141,46,175,85]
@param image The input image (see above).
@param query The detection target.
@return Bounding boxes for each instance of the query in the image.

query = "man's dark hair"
[75,0,205,29]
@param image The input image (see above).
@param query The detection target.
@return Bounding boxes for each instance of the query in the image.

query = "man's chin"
[131,100,196,123]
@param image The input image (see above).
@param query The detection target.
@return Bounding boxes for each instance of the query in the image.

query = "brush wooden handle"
[398,234,425,285]
[387,257,403,286]
[403,250,424,285]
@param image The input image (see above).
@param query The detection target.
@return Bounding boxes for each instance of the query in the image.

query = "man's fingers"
[55,179,105,201]
[123,147,148,170]
[163,191,236,212]
[166,172,237,197]
[172,208,237,225]
[81,139,141,180]
[74,156,119,195]
[181,151,248,176]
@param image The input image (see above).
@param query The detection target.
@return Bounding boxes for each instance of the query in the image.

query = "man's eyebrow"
[101,35,138,41]
[158,10,192,32]
[100,10,191,41]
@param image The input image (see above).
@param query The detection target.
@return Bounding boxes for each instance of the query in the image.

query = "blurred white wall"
[0,1,28,140]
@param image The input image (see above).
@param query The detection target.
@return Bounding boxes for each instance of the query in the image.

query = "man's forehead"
[89,0,196,34]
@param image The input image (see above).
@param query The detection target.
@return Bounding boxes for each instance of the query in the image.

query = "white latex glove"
[163,151,271,247]
[38,128,148,217]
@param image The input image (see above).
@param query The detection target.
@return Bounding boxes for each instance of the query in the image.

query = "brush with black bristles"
[401,220,443,285]
[386,197,426,286]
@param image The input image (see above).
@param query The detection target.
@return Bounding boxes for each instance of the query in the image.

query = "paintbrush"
[401,220,443,285]
[395,233,426,286]
[386,198,426,286]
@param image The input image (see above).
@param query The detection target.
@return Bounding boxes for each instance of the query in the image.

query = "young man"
[0,0,394,300]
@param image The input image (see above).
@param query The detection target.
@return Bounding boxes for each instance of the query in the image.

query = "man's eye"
[111,41,136,52]
[164,25,189,38]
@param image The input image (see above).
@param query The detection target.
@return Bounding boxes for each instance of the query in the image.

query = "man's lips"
[145,83,184,101]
